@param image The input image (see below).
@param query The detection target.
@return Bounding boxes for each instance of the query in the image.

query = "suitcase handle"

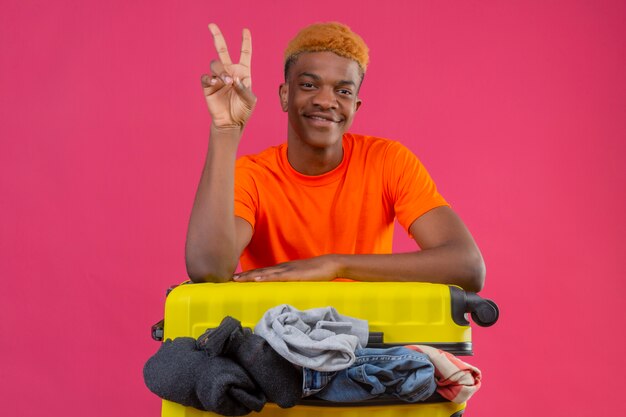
[151,283,182,341]
[450,286,499,327]
[152,319,165,341]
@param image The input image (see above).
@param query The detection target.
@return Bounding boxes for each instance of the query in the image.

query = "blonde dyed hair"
[284,22,369,79]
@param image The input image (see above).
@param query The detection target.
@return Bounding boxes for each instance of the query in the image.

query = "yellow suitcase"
[151,281,498,417]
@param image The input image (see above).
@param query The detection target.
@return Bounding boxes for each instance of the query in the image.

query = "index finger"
[208,23,233,66]
[239,28,252,68]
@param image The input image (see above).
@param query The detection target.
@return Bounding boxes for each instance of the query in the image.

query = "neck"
[286,137,344,176]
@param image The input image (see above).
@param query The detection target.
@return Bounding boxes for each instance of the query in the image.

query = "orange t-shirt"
[234,133,448,271]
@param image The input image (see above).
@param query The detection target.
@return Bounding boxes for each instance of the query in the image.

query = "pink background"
[1,0,625,415]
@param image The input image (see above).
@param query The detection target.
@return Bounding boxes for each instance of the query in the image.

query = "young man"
[185,22,486,292]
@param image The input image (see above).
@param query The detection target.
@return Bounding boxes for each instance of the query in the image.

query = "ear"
[278,83,289,112]
[355,98,362,112]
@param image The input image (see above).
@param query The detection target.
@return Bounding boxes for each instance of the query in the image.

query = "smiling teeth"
[309,116,334,122]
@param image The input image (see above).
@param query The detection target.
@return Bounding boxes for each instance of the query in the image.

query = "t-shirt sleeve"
[383,141,449,232]
[234,158,258,230]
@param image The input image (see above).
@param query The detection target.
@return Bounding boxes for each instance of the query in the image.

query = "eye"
[300,82,316,89]
[337,88,353,96]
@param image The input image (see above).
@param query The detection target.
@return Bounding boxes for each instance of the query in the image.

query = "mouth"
[304,113,341,124]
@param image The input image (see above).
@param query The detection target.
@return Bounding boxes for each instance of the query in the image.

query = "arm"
[185,24,256,283]
[338,206,485,291]
[233,206,486,292]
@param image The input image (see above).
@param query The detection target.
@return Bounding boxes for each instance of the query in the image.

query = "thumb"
[200,74,224,95]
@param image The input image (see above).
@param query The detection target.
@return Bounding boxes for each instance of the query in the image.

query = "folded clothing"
[254,304,369,371]
[309,346,436,403]
[143,337,266,416]
[405,345,482,404]
[197,316,302,408]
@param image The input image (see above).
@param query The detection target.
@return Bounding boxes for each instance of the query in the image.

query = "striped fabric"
[405,345,482,404]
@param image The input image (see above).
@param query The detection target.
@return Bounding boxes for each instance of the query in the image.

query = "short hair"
[283,22,369,81]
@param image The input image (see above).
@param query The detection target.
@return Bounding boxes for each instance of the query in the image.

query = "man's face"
[280,51,362,150]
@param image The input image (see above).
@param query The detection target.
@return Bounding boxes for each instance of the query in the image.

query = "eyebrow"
[297,72,357,87]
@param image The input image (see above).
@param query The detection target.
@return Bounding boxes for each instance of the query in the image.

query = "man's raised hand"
[202,24,256,129]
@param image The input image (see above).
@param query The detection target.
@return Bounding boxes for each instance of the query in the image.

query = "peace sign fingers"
[208,24,252,67]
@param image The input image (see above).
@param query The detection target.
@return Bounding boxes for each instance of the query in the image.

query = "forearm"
[334,243,486,292]
[185,126,242,282]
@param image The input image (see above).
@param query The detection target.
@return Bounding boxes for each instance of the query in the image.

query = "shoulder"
[345,132,417,163]
[345,132,396,150]
[236,144,283,166]
[236,144,285,175]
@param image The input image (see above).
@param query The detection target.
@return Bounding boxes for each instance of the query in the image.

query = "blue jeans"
[303,347,436,402]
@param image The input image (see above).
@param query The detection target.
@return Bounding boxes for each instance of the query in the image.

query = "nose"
[312,87,338,109]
